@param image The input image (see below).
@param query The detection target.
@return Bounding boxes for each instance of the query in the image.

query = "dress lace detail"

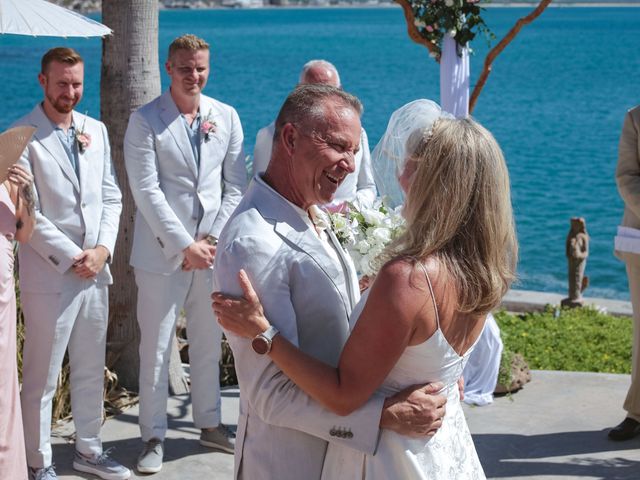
[320,266,486,480]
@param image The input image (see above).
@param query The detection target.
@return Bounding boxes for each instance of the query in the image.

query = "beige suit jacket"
[615,105,640,266]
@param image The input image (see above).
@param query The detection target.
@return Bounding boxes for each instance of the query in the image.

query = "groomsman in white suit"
[252,59,376,210]
[124,34,246,474]
[214,84,446,480]
[14,48,128,480]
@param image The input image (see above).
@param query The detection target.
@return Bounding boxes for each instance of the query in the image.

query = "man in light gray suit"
[14,47,128,480]
[124,34,246,474]
[214,84,446,480]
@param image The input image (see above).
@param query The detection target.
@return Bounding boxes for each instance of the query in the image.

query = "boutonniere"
[200,110,217,143]
[75,115,91,154]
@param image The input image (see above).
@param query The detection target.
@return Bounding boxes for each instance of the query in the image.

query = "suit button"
[81,203,86,208]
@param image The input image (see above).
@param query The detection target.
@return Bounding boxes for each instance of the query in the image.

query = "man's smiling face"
[288,99,360,209]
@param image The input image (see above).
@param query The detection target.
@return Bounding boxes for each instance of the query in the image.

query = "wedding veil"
[372,99,451,207]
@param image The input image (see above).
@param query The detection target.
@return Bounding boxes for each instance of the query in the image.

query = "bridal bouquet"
[328,200,405,277]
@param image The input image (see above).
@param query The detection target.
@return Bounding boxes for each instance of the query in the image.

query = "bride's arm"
[214,259,432,416]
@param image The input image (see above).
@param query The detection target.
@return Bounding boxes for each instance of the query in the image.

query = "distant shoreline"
[78,2,640,13]
[156,3,640,9]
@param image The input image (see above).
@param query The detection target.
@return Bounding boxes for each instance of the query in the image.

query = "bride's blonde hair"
[383,117,517,315]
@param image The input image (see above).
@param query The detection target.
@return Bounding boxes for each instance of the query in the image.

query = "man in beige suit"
[214,84,446,479]
[613,104,640,441]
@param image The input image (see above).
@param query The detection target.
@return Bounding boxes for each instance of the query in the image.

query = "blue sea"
[0,6,638,299]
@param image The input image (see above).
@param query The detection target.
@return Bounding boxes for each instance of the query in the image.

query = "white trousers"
[135,267,222,441]
[625,264,640,421]
[21,279,107,468]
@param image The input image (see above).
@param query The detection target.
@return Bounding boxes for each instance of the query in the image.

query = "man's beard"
[47,92,78,114]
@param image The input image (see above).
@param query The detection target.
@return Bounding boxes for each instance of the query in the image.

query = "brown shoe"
[608,417,640,441]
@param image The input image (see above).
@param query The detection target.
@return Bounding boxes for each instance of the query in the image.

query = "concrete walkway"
[51,370,640,480]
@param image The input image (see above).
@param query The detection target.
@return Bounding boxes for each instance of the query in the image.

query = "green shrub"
[495,306,632,374]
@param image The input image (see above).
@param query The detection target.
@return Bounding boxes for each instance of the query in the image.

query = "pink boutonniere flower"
[76,115,91,153]
[201,111,217,143]
[76,132,91,154]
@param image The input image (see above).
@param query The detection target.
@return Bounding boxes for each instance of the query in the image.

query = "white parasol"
[0,0,111,38]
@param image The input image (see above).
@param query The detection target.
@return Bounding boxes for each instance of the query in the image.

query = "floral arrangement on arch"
[411,0,495,60]
[329,199,405,277]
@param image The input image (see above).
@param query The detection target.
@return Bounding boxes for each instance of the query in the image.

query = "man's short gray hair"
[274,84,362,140]
[299,59,341,87]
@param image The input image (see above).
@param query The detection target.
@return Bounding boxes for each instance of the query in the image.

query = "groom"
[213,84,446,479]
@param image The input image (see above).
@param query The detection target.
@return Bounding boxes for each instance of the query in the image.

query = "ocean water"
[0,6,638,299]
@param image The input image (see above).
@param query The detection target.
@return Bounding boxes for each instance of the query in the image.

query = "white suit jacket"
[13,105,122,293]
[616,105,640,266]
[124,90,246,274]
[214,176,384,480]
[252,121,377,209]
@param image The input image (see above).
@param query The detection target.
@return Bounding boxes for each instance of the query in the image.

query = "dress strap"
[417,262,440,331]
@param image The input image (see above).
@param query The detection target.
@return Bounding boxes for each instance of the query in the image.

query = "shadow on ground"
[474,430,640,479]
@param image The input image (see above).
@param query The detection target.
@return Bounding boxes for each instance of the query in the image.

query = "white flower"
[361,209,385,227]
[370,227,392,246]
[445,0,454,6]
[356,239,371,255]
[449,29,457,38]
[331,214,348,231]
[414,19,427,29]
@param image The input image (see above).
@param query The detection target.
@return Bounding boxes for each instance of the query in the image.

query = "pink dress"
[0,184,27,479]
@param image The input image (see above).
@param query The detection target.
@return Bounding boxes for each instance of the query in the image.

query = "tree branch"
[394,0,440,60]
[469,0,552,113]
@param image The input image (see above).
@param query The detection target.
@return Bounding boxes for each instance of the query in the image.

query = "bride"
[213,100,517,479]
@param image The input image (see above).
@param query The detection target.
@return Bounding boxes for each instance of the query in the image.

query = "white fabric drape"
[463,313,503,406]
[439,36,470,118]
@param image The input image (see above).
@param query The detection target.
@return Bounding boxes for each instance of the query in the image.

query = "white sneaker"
[73,449,131,480]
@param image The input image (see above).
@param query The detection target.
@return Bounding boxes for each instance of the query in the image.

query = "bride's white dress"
[320,272,486,480]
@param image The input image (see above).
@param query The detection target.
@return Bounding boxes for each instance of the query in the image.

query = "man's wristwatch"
[205,235,218,246]
[251,326,280,355]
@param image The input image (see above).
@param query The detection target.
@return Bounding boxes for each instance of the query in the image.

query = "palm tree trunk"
[101,0,163,391]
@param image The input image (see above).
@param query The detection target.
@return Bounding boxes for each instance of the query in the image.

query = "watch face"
[252,336,269,355]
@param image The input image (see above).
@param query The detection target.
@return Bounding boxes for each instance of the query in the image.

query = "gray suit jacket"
[214,176,384,480]
[616,105,640,266]
[125,90,246,274]
[13,105,122,293]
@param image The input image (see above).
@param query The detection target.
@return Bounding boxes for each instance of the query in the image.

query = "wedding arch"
[394,0,553,116]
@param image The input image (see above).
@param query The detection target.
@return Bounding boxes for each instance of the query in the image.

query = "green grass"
[495,306,633,374]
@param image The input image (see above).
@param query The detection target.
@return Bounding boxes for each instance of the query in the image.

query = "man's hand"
[380,382,447,438]
[72,246,110,279]
[182,240,216,271]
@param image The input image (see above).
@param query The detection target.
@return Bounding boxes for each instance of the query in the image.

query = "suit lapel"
[274,221,351,318]
[73,111,91,198]
[326,228,359,310]
[250,180,351,318]
[159,91,198,179]
[197,97,222,186]
[32,105,80,192]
